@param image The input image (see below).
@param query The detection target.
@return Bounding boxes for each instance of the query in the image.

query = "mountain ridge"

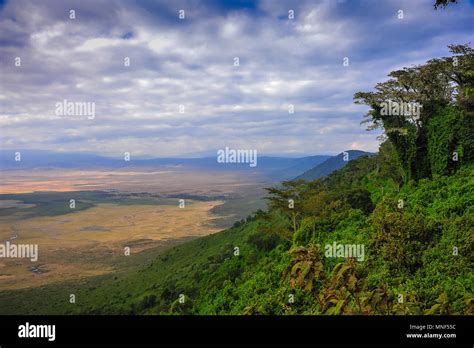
[295,150,374,181]
[0,150,352,181]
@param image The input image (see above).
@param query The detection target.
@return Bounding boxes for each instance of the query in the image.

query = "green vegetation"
[0,191,192,219]
[0,45,472,315]
[1,148,471,315]
[210,191,268,229]
[354,44,473,182]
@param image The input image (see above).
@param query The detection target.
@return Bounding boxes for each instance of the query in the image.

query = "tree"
[265,180,327,234]
[354,44,474,181]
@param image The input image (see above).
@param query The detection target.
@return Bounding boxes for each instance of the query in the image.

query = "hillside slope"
[295,150,373,181]
[1,146,471,315]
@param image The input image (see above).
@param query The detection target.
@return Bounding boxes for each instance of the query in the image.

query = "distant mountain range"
[0,149,373,181]
[295,150,374,181]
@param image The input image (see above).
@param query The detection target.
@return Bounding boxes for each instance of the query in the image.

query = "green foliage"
[369,198,434,273]
[2,156,471,316]
[285,244,325,292]
[292,217,317,245]
[354,44,474,182]
[339,187,374,215]
[427,106,473,176]
[247,231,281,252]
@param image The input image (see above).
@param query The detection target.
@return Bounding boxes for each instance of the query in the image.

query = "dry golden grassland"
[0,201,223,290]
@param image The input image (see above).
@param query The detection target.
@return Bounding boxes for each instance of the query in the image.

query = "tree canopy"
[354,44,474,181]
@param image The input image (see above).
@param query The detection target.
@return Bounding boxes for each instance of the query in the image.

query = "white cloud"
[0,0,472,157]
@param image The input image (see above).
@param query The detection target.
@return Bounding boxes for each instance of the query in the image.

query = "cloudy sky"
[0,0,473,158]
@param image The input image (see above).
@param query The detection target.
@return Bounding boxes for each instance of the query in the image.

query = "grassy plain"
[0,199,223,290]
[0,167,270,305]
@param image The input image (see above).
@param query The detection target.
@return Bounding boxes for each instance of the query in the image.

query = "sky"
[0,0,473,158]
